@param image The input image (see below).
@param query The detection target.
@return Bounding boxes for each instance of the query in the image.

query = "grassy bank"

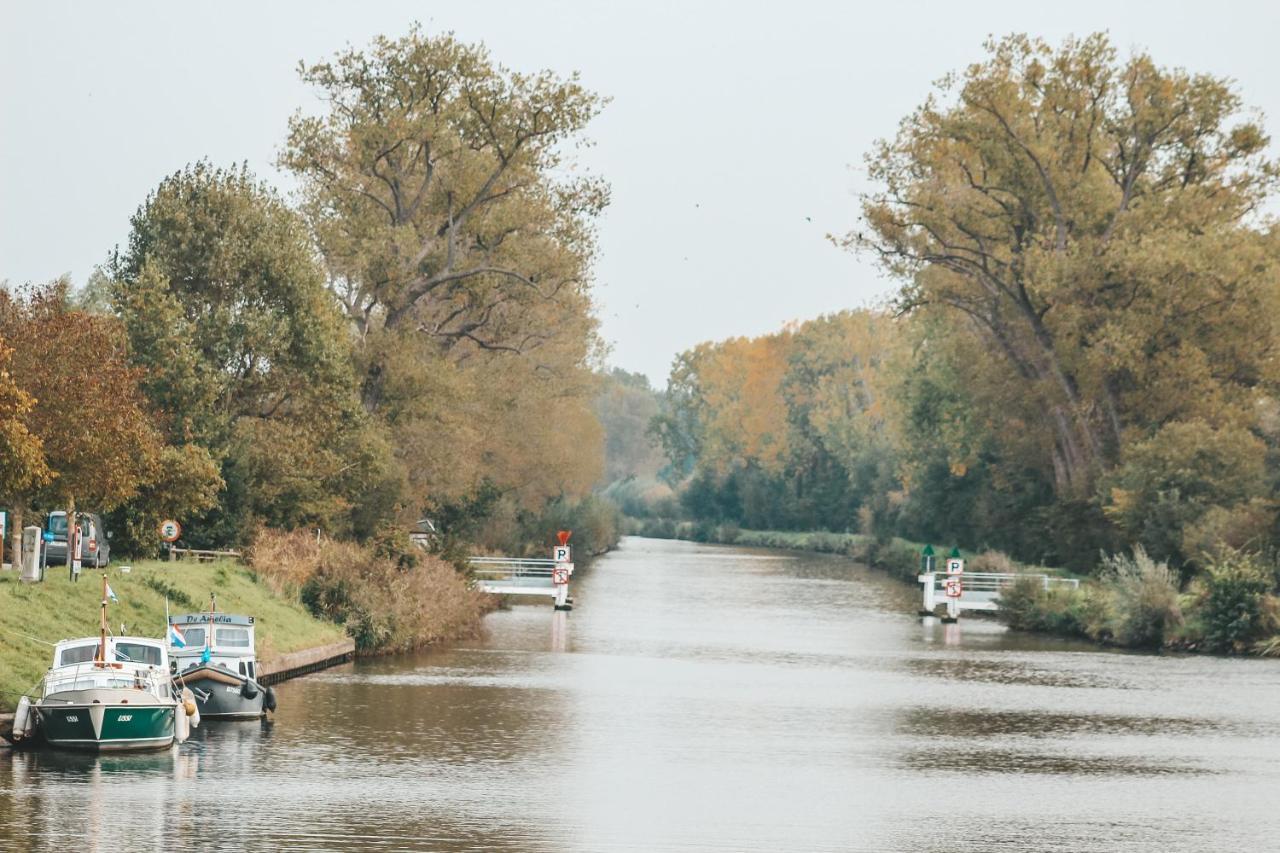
[0,560,346,711]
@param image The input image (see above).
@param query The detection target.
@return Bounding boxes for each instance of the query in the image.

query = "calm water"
[4,535,1280,851]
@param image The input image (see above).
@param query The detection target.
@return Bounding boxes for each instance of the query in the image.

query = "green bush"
[1199,551,1277,653]
[868,538,923,582]
[996,578,1096,637]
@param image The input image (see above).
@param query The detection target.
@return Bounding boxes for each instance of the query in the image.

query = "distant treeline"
[642,33,1280,581]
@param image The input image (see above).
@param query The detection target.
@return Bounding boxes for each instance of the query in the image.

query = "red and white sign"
[72,525,82,574]
[159,519,182,543]
[946,558,965,575]
[552,567,570,585]
[553,545,571,563]
[944,577,963,598]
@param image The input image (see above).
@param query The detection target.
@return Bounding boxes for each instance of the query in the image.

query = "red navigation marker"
[556,530,572,546]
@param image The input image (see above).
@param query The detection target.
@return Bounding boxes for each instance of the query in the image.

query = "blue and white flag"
[168,623,186,648]
[105,583,119,603]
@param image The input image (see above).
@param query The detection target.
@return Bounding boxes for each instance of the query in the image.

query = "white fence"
[919,571,1080,614]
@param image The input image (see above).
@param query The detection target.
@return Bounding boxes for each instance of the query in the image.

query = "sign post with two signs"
[552,530,573,611]
[942,550,964,622]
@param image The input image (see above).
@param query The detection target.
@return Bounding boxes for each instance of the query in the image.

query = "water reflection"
[1,536,1279,851]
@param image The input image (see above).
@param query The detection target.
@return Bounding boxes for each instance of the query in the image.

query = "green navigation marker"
[949,546,962,558]
[920,543,936,573]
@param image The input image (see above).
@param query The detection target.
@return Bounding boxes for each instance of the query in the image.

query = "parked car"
[44,511,110,568]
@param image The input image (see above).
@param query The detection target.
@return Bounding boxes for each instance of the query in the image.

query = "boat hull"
[35,694,175,752]
[177,666,265,719]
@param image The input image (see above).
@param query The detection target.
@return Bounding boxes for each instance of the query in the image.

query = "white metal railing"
[926,572,1080,593]
[468,558,556,581]
[42,660,173,700]
[918,571,1079,615]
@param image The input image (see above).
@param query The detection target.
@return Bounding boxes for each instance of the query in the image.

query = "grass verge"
[0,559,346,711]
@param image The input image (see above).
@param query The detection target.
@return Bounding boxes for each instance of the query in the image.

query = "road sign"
[72,525,82,574]
[553,544,571,563]
[946,558,965,575]
[552,567,570,585]
[159,519,182,543]
[944,577,963,598]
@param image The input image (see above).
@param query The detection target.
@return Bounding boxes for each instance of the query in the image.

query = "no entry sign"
[552,567,570,585]
[944,577,963,598]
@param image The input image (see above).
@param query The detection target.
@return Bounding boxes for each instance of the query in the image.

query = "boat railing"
[42,660,172,699]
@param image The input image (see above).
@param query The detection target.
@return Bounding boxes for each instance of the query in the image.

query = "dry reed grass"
[249,529,492,653]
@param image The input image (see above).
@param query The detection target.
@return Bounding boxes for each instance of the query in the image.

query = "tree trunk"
[7,506,22,572]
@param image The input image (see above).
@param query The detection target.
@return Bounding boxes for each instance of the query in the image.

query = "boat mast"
[96,572,108,666]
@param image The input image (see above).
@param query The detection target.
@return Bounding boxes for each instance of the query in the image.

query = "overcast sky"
[3,0,1278,384]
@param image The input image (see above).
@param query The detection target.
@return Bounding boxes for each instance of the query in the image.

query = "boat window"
[182,627,206,648]
[216,627,251,648]
[114,643,162,666]
[59,644,98,665]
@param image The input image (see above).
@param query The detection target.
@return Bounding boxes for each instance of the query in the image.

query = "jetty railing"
[919,571,1079,614]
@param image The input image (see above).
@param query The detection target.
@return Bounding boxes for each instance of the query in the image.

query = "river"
[3,535,1280,850]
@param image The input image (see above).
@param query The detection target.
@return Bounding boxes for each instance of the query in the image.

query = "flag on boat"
[169,622,186,648]
[106,583,119,603]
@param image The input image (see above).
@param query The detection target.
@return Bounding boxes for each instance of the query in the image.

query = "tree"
[282,26,607,407]
[0,281,164,571]
[0,337,52,563]
[111,163,385,543]
[1104,420,1268,568]
[594,369,666,486]
[281,28,609,533]
[852,33,1280,499]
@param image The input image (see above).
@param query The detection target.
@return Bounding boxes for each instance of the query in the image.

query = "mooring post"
[919,572,936,616]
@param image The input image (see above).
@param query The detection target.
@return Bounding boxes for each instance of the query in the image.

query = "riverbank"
[626,520,1280,657]
[0,559,348,711]
[624,518,1072,584]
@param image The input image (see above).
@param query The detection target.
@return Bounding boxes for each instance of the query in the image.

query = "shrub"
[1096,547,1182,648]
[969,550,1016,574]
[868,539,923,582]
[250,529,490,654]
[1198,551,1277,653]
[996,577,1095,637]
[996,576,1046,632]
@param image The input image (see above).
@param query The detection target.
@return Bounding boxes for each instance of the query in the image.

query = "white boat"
[14,574,199,751]
[169,596,276,719]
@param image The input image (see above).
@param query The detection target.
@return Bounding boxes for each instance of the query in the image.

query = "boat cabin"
[168,613,259,681]
[44,636,172,698]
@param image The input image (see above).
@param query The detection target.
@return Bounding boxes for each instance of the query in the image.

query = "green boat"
[23,574,197,752]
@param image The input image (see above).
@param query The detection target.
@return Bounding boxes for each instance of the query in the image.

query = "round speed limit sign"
[159,519,182,543]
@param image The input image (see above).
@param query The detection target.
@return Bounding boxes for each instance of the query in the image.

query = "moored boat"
[169,598,276,720]
[26,575,196,752]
